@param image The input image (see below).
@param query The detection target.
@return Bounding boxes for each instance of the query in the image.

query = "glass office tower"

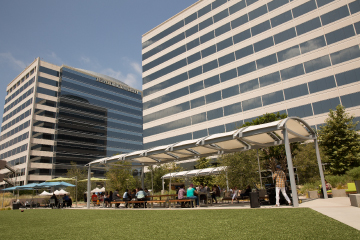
[142,0,360,149]
[0,58,143,186]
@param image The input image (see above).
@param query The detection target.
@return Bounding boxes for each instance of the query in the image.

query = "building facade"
[142,0,360,149]
[0,58,143,186]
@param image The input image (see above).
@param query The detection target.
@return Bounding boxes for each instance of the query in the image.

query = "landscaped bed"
[0,208,359,239]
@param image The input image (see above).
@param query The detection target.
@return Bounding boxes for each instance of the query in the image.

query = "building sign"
[96,78,139,94]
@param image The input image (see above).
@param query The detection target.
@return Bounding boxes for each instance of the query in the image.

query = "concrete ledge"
[308,190,318,199]
[349,194,360,207]
[332,189,346,197]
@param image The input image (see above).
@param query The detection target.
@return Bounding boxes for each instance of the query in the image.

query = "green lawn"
[0,208,359,239]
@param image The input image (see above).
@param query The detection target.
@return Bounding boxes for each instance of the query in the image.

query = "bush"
[325,175,352,188]
[346,166,360,181]
[299,181,321,195]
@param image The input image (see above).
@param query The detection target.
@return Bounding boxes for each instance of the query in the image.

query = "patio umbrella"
[46,177,78,207]
[39,191,52,196]
[54,189,69,195]
[91,187,102,193]
[78,178,109,182]
[36,181,75,188]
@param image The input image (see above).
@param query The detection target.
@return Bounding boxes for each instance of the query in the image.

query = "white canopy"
[39,191,52,196]
[53,189,69,195]
[162,166,227,179]
[91,187,104,193]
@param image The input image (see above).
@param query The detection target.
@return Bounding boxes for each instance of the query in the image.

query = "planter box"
[308,190,318,199]
[349,194,360,207]
[355,180,360,194]
[332,189,346,197]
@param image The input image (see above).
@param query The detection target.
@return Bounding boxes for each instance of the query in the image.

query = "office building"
[0,58,143,186]
[142,0,360,149]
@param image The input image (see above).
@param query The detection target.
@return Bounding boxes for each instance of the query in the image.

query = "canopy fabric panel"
[161,166,227,179]
[86,117,315,167]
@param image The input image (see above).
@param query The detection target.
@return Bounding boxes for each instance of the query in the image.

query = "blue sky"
[0,0,196,127]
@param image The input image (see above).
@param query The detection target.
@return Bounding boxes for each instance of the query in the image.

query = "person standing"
[187,184,199,208]
[272,165,291,207]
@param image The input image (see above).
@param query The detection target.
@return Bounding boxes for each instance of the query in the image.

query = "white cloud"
[100,68,142,90]
[0,52,27,70]
[130,61,142,75]
[80,56,91,64]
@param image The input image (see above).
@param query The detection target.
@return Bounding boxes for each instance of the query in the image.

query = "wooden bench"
[147,200,167,208]
[111,201,126,208]
[168,199,195,208]
[127,201,147,208]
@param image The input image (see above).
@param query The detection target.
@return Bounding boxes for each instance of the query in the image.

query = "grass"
[0,208,359,239]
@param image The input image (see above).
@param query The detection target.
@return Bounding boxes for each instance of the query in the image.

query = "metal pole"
[226,170,229,191]
[283,128,299,207]
[141,165,144,189]
[151,166,153,192]
[75,176,78,208]
[87,166,91,209]
[169,174,171,194]
[2,191,4,209]
[162,178,164,192]
[257,150,263,189]
[314,139,328,199]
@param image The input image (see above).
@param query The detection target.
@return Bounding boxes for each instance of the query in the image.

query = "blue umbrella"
[36,181,75,188]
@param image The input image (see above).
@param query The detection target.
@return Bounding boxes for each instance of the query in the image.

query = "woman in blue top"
[187,184,199,207]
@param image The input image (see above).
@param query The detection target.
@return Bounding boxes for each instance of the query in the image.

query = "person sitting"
[104,191,110,208]
[211,185,218,204]
[136,188,147,208]
[240,185,251,199]
[50,193,58,208]
[112,189,121,208]
[131,189,136,199]
[199,184,207,204]
[186,184,199,208]
[91,193,98,206]
[231,187,239,204]
[63,194,70,207]
[144,188,150,201]
[178,185,186,207]
[321,180,332,196]
[123,189,131,208]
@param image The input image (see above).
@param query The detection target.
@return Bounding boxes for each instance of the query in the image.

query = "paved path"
[299,197,360,230]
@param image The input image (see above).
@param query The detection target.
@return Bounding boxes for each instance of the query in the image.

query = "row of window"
[5,77,34,104]
[2,98,33,123]
[4,88,33,114]
[38,76,59,87]
[142,0,342,71]
[37,86,58,97]
[1,109,31,132]
[61,77,142,109]
[7,67,35,95]
[143,45,360,123]
[143,4,355,94]
[39,66,59,77]
[0,132,29,151]
[7,156,26,167]
[0,144,28,160]
[0,120,31,142]
[62,68,142,101]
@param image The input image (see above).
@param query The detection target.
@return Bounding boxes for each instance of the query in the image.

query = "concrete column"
[87,166,91,209]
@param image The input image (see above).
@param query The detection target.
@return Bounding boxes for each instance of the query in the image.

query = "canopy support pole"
[141,164,144,189]
[75,176,78,208]
[315,139,328,199]
[2,191,4,209]
[162,178,164,192]
[257,150,262,189]
[283,128,299,207]
[169,174,171,194]
[151,166,153,192]
[87,166,91,209]
[226,170,229,191]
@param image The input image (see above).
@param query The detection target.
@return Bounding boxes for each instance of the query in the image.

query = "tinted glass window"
[267,0,289,12]
[233,29,251,44]
[189,66,203,79]
[190,81,204,93]
[325,25,355,45]
[240,78,259,93]
[186,25,198,38]
[215,23,231,37]
[304,55,331,73]
[39,66,59,77]
[199,17,214,31]
[235,45,254,59]
[287,104,313,118]
[330,45,360,65]
[277,45,300,62]
[207,107,223,121]
[185,12,197,25]
[144,73,188,97]
[296,17,321,36]
[208,125,225,135]
[284,84,309,100]
[37,87,57,97]
[201,45,217,58]
[262,90,284,106]
[349,0,360,14]
[219,52,235,66]
[274,28,296,44]
[38,77,58,87]
[237,61,256,76]
[214,9,229,23]
[212,0,227,9]
[271,10,292,28]
[186,38,200,51]
[192,112,207,125]
[200,31,215,44]
[204,75,220,88]
[341,92,360,108]
[231,14,249,29]
[222,85,240,99]
[203,59,219,73]
[193,129,208,139]
[251,20,271,36]
[226,121,243,131]
[308,76,336,93]
[312,97,341,114]
[191,96,206,108]
[300,36,326,54]
[217,37,233,52]
[220,68,238,82]
[224,102,242,116]
[292,0,317,18]
[206,91,222,104]
[242,96,262,111]
[354,21,360,34]
[259,71,281,87]
[187,52,201,65]
[256,54,277,69]
[198,4,211,18]
[281,64,305,81]
[321,6,349,26]
[254,37,274,52]
[229,1,246,14]
[246,0,258,6]
[249,5,268,21]
[317,0,335,8]
[335,68,360,86]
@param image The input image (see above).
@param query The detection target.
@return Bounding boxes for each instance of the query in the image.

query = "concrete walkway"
[299,197,360,230]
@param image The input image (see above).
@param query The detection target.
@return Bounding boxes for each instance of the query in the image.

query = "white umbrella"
[100,187,105,192]
[39,191,52,196]
[91,187,102,193]
[54,189,69,195]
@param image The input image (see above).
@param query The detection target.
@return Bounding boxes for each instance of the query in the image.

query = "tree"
[105,161,135,193]
[192,158,215,187]
[145,162,182,192]
[65,162,87,201]
[318,105,360,174]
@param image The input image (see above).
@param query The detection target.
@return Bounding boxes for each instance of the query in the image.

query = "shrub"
[325,175,352,188]
[299,181,321,195]
[346,166,360,181]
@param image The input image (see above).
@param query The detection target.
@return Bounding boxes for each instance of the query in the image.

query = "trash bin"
[12,202,20,210]
[250,192,260,208]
